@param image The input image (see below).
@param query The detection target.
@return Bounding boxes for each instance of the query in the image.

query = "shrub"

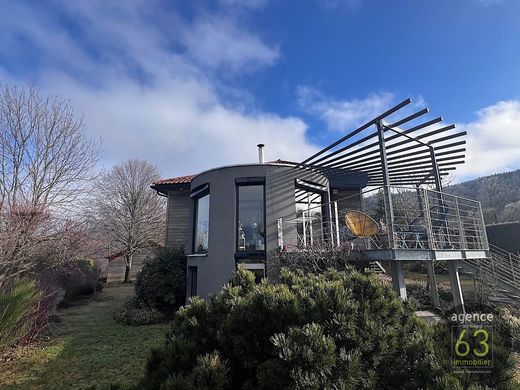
[113,298,164,326]
[135,247,186,314]
[96,281,105,293]
[140,268,469,389]
[494,307,520,352]
[0,280,39,352]
[406,280,452,309]
[40,257,99,304]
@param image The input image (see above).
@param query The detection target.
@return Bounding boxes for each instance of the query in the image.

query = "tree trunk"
[123,254,133,283]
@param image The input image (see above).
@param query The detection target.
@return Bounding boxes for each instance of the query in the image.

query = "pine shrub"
[140,268,471,389]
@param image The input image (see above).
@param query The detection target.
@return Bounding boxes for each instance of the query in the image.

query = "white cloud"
[296,86,395,131]
[0,0,315,178]
[181,14,279,72]
[455,100,520,179]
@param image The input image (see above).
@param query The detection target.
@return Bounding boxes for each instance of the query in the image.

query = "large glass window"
[295,187,325,246]
[193,192,210,253]
[237,184,265,252]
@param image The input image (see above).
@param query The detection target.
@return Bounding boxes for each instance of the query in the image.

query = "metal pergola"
[297,98,466,189]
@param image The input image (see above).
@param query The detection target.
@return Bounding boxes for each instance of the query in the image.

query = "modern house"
[151,155,358,299]
[152,98,520,312]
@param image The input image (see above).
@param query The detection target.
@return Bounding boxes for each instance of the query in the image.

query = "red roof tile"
[152,174,197,185]
[153,160,297,186]
[268,159,297,165]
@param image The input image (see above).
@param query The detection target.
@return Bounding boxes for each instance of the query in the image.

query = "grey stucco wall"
[186,163,328,300]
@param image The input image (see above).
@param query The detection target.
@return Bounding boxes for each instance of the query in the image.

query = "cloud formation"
[456,100,520,179]
[0,0,314,177]
[296,86,396,131]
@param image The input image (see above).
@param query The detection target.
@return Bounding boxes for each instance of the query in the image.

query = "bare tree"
[92,159,165,283]
[0,84,101,287]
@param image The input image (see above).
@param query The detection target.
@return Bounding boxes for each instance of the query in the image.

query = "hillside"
[445,169,520,224]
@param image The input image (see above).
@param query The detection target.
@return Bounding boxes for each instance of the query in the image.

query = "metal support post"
[391,261,407,300]
[334,201,340,247]
[426,261,440,307]
[376,120,395,249]
[277,218,284,250]
[447,261,465,315]
[308,194,313,245]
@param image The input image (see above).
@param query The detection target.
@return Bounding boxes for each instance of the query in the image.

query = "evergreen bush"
[113,297,164,326]
[135,247,186,314]
[140,268,481,389]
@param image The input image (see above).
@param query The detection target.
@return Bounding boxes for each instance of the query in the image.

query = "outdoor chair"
[343,210,381,249]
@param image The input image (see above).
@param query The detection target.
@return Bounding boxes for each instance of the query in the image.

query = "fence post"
[477,202,488,250]
[334,201,340,248]
[302,210,307,247]
[423,188,434,250]
[277,217,284,250]
[454,197,466,250]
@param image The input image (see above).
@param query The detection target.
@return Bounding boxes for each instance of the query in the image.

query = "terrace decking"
[276,98,516,313]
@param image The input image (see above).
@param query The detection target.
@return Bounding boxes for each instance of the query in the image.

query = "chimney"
[257,144,265,164]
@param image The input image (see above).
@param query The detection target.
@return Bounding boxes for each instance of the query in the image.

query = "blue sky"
[0,0,519,181]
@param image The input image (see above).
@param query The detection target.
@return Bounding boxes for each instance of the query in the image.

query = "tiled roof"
[153,160,297,186]
[268,159,297,165]
[152,174,197,185]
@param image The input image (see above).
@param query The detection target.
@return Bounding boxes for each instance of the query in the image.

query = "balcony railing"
[279,185,489,253]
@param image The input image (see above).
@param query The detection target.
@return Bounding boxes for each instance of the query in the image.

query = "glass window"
[295,187,324,246]
[193,193,210,253]
[237,184,265,251]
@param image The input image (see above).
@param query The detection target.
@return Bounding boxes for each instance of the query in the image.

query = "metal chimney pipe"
[257,143,265,164]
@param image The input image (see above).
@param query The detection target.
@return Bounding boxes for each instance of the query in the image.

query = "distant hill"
[445,169,520,224]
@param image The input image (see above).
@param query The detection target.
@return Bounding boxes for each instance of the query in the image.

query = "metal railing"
[463,244,520,294]
[279,185,489,252]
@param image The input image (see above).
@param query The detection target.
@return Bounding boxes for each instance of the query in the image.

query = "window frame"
[235,177,266,260]
[237,263,266,283]
[294,180,329,246]
[191,185,210,254]
[187,266,198,297]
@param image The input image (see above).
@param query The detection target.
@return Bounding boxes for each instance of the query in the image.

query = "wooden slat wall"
[166,189,191,250]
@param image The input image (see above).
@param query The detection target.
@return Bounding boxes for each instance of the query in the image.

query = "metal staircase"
[368,261,386,274]
[460,244,520,303]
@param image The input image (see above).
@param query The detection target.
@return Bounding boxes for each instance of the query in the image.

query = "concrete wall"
[186,163,328,299]
[165,189,191,249]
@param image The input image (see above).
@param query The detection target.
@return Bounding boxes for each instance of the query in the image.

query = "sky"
[0,0,519,182]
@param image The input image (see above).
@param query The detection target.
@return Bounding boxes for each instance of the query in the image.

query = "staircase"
[460,244,520,304]
[368,261,386,274]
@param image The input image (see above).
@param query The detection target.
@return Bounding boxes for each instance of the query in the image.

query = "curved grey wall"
[187,163,328,299]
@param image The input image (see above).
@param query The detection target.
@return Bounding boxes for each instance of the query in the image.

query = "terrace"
[276,98,492,312]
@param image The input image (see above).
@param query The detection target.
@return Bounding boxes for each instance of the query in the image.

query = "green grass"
[0,283,170,389]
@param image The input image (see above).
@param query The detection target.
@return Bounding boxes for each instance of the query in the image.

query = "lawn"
[0,283,170,389]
